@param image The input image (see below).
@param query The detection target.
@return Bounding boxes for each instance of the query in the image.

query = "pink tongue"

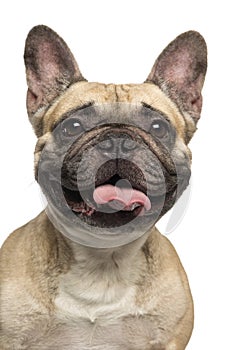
[93,184,151,212]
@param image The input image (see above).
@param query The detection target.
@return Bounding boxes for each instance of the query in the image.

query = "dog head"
[24,25,207,247]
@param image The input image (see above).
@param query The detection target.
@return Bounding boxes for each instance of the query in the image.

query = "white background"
[0,0,230,348]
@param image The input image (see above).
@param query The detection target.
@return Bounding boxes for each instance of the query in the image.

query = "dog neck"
[66,229,152,265]
[56,229,158,307]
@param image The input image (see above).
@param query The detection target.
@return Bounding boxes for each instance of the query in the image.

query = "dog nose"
[97,138,114,152]
[121,138,137,151]
[97,135,138,155]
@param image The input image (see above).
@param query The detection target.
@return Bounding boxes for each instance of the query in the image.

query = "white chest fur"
[53,276,163,350]
[55,279,141,323]
[54,246,147,323]
[23,235,187,349]
[49,242,168,349]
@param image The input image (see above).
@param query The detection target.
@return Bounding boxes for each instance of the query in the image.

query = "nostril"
[121,139,137,152]
[97,135,138,155]
[97,139,114,151]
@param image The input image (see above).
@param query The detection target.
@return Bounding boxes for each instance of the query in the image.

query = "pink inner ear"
[145,31,207,124]
[37,42,60,84]
[162,48,193,86]
[24,25,86,122]
[27,89,37,104]
[190,90,202,115]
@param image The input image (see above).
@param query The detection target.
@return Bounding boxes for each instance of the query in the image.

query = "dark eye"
[150,120,169,139]
[61,118,84,137]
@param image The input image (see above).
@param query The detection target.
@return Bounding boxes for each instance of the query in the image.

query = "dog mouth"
[62,173,176,228]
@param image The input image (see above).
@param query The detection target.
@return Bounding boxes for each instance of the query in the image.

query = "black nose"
[97,135,138,156]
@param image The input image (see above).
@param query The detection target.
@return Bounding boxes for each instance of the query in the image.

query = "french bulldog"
[0,25,207,349]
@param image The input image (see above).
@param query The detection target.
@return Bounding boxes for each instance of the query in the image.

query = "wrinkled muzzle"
[37,118,190,248]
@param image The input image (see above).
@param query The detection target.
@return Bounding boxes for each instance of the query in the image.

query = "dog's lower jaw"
[45,197,156,249]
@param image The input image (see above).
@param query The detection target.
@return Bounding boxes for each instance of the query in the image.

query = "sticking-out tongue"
[93,184,151,213]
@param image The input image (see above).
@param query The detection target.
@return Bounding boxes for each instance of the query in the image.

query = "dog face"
[24,26,207,247]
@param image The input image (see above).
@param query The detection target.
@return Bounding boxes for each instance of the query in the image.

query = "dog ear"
[24,25,86,132]
[145,31,207,124]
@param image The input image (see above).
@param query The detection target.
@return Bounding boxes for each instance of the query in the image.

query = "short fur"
[0,26,207,349]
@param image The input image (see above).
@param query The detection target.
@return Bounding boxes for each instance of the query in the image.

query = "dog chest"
[27,314,168,349]
[46,274,169,349]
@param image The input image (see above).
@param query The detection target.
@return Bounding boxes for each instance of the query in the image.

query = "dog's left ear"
[145,31,207,125]
[24,25,86,135]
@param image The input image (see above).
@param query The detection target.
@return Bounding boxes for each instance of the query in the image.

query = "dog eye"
[150,120,169,139]
[61,118,84,137]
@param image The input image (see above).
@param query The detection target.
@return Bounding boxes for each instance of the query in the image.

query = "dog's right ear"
[24,25,86,136]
